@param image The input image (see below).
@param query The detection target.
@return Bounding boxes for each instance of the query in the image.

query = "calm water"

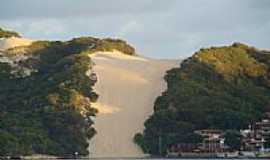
[19,157,266,160]
[82,159,262,160]
[75,158,264,160]
[21,158,266,160]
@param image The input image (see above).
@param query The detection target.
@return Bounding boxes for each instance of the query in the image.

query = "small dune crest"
[0,37,33,51]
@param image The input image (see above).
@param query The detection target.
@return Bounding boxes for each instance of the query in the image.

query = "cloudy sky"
[1,0,269,58]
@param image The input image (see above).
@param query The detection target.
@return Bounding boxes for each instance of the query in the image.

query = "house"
[194,129,227,152]
[241,119,270,152]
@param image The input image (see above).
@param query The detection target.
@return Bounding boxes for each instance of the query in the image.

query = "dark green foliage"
[93,38,136,55]
[0,40,97,156]
[265,136,270,148]
[224,130,242,151]
[135,43,270,155]
[0,27,21,38]
[0,35,135,156]
[134,133,148,153]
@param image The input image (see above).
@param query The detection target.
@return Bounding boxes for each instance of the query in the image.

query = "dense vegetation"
[0,34,135,156]
[0,27,21,38]
[135,43,270,155]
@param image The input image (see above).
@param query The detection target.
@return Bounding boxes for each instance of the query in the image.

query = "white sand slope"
[0,37,33,51]
[89,51,179,158]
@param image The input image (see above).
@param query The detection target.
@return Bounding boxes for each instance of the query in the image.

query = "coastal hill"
[0,27,179,157]
[0,27,139,156]
[135,43,270,155]
[1,27,270,158]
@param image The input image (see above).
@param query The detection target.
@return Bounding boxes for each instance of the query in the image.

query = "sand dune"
[89,51,179,157]
[0,37,33,51]
[0,36,180,157]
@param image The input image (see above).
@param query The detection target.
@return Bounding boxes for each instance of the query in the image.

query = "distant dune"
[89,51,179,157]
[0,37,33,50]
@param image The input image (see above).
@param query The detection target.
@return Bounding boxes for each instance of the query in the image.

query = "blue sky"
[1,0,270,58]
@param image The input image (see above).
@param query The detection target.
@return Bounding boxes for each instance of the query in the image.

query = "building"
[194,129,227,152]
[255,119,270,145]
[241,119,270,152]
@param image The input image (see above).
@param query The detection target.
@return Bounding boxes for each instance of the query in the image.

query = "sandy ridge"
[88,51,179,157]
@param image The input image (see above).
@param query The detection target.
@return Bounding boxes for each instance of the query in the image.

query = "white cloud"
[0,0,269,58]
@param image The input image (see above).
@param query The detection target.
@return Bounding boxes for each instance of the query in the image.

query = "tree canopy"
[135,43,270,155]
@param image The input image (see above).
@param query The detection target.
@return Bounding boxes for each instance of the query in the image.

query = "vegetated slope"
[0,27,21,38]
[0,33,136,156]
[88,51,179,157]
[135,43,270,155]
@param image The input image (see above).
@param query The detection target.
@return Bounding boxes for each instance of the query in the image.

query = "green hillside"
[135,43,270,155]
[0,34,135,156]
